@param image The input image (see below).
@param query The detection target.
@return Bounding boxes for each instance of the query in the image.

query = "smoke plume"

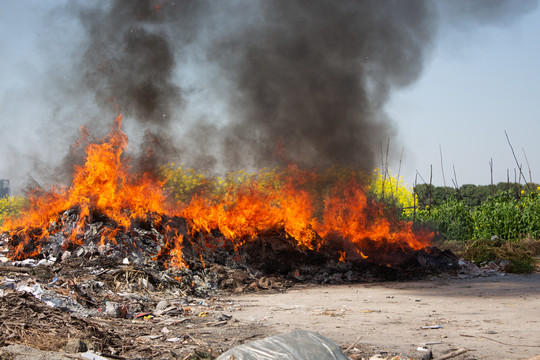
[1,0,537,190]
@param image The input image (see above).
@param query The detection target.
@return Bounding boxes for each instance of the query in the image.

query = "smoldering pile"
[1,203,461,298]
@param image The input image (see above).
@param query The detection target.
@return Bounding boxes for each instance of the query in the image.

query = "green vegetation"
[410,184,540,241]
[399,183,540,273]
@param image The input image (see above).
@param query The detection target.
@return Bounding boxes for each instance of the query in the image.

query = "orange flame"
[2,115,168,260]
[2,116,432,266]
[180,165,432,262]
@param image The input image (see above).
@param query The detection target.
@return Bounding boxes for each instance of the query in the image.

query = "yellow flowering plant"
[0,196,27,225]
[368,168,415,216]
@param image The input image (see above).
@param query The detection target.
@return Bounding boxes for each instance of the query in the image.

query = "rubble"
[0,205,516,358]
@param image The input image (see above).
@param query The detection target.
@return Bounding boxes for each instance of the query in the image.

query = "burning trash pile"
[0,115,462,358]
[0,115,456,292]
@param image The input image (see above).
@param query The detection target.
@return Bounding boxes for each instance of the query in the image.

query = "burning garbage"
[1,115,437,276]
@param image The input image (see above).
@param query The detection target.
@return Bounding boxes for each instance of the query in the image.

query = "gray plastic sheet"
[216,329,350,360]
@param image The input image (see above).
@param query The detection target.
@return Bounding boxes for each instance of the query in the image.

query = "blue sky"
[388,4,540,187]
[1,1,539,192]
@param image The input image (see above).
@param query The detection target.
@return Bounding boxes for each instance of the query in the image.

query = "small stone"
[64,338,88,353]
[233,286,244,294]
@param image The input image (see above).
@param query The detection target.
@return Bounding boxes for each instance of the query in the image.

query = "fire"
[1,116,432,267]
[2,115,169,260]
[180,165,432,258]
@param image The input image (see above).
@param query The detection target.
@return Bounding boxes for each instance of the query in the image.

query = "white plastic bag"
[217,329,350,360]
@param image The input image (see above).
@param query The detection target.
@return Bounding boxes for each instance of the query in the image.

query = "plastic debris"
[81,352,111,360]
[216,329,349,360]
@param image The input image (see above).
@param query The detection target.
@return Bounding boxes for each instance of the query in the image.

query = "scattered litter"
[81,352,111,360]
[432,348,467,360]
[421,325,442,330]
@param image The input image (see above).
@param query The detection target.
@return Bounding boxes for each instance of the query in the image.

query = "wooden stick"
[505,130,531,190]
[522,148,533,184]
[490,158,494,200]
[343,335,362,354]
[461,333,540,348]
[433,348,467,360]
[0,265,31,273]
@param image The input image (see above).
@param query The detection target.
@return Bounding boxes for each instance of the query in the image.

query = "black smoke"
[69,0,538,174]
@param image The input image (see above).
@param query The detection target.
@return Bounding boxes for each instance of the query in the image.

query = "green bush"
[408,197,474,241]
[472,192,540,241]
[411,190,540,242]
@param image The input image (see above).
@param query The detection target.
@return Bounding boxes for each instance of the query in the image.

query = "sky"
[1,1,539,194]
[389,2,540,187]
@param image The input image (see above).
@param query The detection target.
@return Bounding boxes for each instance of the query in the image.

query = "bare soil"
[228,273,540,359]
[1,273,539,359]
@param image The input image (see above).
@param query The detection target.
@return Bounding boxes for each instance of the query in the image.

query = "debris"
[105,302,127,318]
[214,313,233,322]
[64,338,89,353]
[0,265,31,273]
[421,325,442,330]
[432,348,467,360]
[216,329,349,360]
[343,335,363,355]
[458,259,482,277]
[81,352,114,360]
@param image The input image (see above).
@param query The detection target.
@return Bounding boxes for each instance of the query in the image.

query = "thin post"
[523,148,533,184]
[428,165,433,215]
[395,146,404,202]
[413,173,417,221]
[490,158,494,200]
[507,169,510,197]
[505,130,531,190]
[453,165,460,199]
[439,145,447,200]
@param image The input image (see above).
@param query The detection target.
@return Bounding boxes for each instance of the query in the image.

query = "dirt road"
[229,273,540,359]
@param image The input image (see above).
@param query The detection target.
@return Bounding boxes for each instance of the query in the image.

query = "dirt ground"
[227,273,540,359]
[1,272,539,360]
